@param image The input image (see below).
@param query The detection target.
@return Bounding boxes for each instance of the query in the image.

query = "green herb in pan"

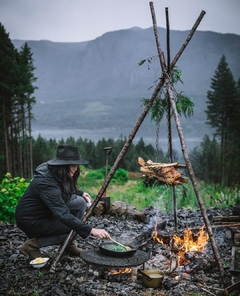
[103,244,128,252]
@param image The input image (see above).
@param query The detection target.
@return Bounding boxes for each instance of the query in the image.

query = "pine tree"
[0,23,37,178]
[205,55,239,186]
[0,23,18,177]
[17,43,37,178]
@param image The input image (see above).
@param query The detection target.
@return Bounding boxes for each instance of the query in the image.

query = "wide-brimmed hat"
[47,145,89,165]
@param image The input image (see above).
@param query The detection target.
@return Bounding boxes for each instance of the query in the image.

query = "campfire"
[107,268,132,282]
[111,267,132,275]
[153,223,209,266]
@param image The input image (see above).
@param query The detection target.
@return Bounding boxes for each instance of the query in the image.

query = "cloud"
[0,0,239,42]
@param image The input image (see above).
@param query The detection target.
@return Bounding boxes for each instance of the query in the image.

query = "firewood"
[138,157,188,185]
[212,216,240,222]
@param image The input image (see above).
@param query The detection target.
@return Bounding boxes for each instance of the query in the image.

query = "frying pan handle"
[137,269,152,281]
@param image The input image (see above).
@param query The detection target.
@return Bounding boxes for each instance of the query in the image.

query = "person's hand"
[82,192,92,203]
[90,228,111,239]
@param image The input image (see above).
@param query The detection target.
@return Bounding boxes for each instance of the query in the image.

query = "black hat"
[47,145,89,165]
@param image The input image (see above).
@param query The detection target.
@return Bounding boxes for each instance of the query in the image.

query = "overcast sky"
[1,0,240,42]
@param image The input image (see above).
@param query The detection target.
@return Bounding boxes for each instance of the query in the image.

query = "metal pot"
[140,269,164,288]
[99,241,136,258]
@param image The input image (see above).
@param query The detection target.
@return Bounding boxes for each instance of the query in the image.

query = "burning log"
[107,268,132,282]
[138,157,188,186]
[153,224,209,267]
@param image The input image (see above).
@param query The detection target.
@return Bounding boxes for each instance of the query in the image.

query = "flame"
[111,268,132,275]
[153,225,209,266]
[173,226,209,265]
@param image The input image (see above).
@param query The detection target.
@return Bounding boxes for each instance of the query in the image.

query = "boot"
[20,238,42,259]
[65,241,83,256]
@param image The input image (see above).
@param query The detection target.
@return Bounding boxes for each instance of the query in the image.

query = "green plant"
[0,173,29,222]
[112,168,129,183]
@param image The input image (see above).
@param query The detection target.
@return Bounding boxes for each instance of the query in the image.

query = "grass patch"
[79,168,240,211]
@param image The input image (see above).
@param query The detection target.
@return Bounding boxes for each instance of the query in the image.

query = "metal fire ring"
[80,249,150,279]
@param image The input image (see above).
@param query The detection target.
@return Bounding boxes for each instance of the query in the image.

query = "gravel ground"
[1,206,240,296]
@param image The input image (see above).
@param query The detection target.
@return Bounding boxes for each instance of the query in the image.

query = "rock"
[108,201,127,216]
[0,207,236,295]
[93,201,105,215]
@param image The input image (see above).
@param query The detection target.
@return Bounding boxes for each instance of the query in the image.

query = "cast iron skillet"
[99,241,137,258]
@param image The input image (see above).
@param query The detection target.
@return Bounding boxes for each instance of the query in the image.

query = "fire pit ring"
[80,248,149,280]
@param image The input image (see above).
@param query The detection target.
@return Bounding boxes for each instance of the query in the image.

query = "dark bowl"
[99,242,137,258]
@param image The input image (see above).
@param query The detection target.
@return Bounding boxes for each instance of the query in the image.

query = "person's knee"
[77,195,87,209]
[68,194,87,217]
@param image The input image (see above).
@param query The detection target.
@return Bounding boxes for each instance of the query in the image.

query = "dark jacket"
[15,163,92,239]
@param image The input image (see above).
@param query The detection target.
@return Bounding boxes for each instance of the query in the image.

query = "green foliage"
[205,55,240,186]
[141,66,194,125]
[0,173,29,222]
[28,135,170,174]
[0,23,37,179]
[201,184,240,209]
[176,94,194,118]
[136,55,158,68]
[105,177,240,212]
[87,169,105,180]
[79,167,129,196]
[112,168,129,183]
[171,66,183,84]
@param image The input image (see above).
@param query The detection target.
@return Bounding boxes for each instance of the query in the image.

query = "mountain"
[12,27,240,143]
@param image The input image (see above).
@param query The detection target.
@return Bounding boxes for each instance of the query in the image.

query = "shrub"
[112,168,129,183]
[86,170,105,180]
[0,173,29,222]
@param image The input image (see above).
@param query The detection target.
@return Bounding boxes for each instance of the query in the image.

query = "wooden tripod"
[50,3,228,289]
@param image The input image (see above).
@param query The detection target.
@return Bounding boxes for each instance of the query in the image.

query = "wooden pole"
[166,6,178,231]
[167,78,227,286]
[149,1,228,287]
[50,77,165,272]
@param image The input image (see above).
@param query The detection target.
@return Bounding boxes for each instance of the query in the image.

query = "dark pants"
[17,194,86,247]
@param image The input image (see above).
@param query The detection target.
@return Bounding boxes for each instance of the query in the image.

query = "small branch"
[171,10,206,68]
[198,283,218,296]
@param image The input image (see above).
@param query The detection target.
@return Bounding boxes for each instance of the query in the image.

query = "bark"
[3,101,10,173]
[165,7,171,72]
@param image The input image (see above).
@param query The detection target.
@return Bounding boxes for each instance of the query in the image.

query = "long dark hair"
[49,164,80,202]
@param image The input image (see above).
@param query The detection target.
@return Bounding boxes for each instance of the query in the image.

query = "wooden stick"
[212,223,240,228]
[199,286,217,296]
[149,1,228,288]
[212,216,240,222]
[167,73,228,287]
[225,280,240,295]
[50,67,166,273]
[109,238,131,250]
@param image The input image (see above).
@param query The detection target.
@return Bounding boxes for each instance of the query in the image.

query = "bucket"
[141,270,164,288]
